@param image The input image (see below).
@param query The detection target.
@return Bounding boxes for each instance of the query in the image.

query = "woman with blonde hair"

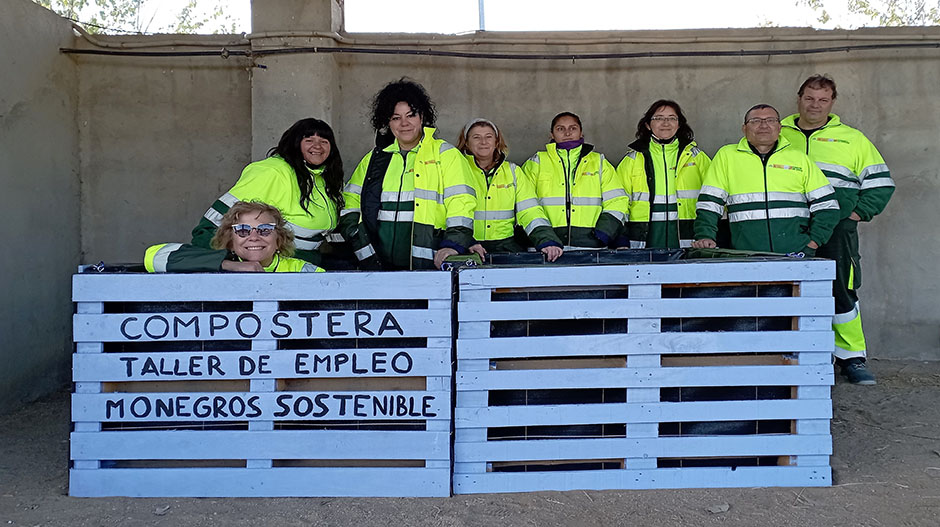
[457,118,563,260]
[146,201,323,272]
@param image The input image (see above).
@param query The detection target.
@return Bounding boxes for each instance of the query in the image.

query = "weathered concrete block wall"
[0,0,80,413]
[75,43,253,263]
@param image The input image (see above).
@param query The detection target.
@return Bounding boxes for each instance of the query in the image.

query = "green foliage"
[798,0,940,27]
[33,0,239,34]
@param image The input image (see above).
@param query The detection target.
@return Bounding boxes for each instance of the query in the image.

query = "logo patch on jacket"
[813,137,850,144]
[770,164,803,172]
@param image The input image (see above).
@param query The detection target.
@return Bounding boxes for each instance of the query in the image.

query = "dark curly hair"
[370,78,437,148]
[635,99,694,144]
[267,118,344,213]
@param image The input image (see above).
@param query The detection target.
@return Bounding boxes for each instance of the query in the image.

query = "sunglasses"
[232,223,276,238]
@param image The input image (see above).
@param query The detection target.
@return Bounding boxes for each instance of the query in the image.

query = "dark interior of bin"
[482,281,801,471]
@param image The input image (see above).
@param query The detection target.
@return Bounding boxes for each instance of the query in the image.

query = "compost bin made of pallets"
[453,258,835,493]
[70,271,452,497]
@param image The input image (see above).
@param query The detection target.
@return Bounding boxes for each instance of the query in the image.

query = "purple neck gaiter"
[555,138,585,150]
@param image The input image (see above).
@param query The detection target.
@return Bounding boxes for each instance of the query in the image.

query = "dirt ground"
[2,358,939,527]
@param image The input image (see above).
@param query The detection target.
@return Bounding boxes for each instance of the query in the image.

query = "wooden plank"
[453,465,831,493]
[73,309,451,342]
[72,390,450,422]
[458,260,835,290]
[73,349,449,381]
[459,297,832,323]
[69,467,450,497]
[455,434,832,462]
[70,430,449,460]
[457,331,833,359]
[72,272,453,302]
[454,399,832,428]
[457,364,833,391]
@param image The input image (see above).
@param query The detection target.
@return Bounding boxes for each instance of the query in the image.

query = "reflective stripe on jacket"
[780,113,894,221]
[190,156,337,265]
[465,154,561,250]
[522,143,628,249]
[618,138,710,248]
[340,127,476,269]
[694,136,841,254]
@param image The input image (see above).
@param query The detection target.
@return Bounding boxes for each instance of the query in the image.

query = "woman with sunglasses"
[616,100,711,249]
[456,117,563,261]
[340,78,477,270]
[146,201,322,272]
[190,118,344,267]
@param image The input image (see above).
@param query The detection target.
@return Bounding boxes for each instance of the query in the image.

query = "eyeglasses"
[232,223,276,238]
[745,117,780,126]
[650,116,679,123]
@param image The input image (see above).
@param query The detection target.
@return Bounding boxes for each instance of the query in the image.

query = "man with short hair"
[780,75,895,385]
[693,104,841,260]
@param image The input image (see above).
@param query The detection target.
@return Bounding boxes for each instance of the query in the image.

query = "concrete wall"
[0,0,80,413]
[75,41,253,263]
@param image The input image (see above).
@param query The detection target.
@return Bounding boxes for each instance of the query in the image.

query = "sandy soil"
[2,359,939,527]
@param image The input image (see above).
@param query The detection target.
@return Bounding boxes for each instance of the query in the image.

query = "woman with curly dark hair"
[340,78,478,270]
[616,100,711,249]
[190,118,344,266]
[147,201,323,273]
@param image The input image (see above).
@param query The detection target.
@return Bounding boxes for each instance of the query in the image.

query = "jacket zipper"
[760,150,774,253]
[394,151,407,269]
[661,145,673,248]
[560,150,573,244]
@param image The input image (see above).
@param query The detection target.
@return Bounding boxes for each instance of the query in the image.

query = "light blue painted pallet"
[71,271,453,498]
[454,260,835,494]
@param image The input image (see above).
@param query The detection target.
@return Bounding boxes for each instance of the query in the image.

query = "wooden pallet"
[454,259,834,493]
[71,272,452,497]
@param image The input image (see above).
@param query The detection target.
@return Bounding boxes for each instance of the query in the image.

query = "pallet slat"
[73,272,452,302]
[457,365,833,390]
[458,260,835,290]
[453,466,831,493]
[455,434,833,462]
[457,331,833,358]
[72,390,450,422]
[71,430,449,460]
[459,297,832,322]
[456,399,832,427]
[73,349,449,381]
[74,309,450,342]
[70,467,451,497]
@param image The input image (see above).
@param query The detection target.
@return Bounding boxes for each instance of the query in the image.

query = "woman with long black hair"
[191,118,344,266]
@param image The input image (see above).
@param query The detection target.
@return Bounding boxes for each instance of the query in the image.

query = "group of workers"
[143,74,894,385]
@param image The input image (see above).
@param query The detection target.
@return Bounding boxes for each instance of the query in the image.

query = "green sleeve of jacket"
[853,137,895,221]
[512,163,561,248]
[693,150,728,242]
[804,163,841,247]
[191,217,220,250]
[338,151,381,267]
[145,243,227,273]
[441,147,476,250]
[596,156,629,240]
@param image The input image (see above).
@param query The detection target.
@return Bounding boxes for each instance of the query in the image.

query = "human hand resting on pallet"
[691,238,717,249]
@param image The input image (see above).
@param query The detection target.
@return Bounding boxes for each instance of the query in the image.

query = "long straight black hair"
[267,118,344,212]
